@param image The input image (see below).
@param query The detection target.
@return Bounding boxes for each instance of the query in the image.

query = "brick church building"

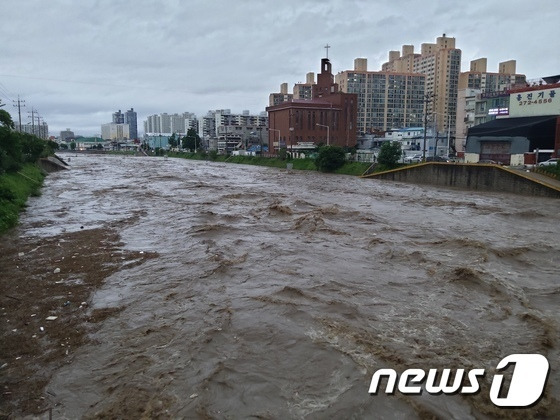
[266,58,357,152]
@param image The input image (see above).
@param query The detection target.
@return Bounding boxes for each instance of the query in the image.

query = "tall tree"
[315,146,346,172]
[0,110,14,129]
[182,128,201,151]
[168,133,178,148]
[378,141,402,168]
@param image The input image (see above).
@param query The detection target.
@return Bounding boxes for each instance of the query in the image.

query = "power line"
[0,81,14,101]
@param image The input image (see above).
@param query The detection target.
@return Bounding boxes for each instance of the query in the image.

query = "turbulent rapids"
[4,154,560,418]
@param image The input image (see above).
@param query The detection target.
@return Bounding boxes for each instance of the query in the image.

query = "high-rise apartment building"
[336,58,426,134]
[60,128,75,142]
[19,121,49,139]
[125,108,138,140]
[143,112,197,135]
[112,109,124,124]
[198,111,219,139]
[454,59,526,151]
[458,59,526,93]
[293,73,315,100]
[382,34,461,135]
[269,83,293,106]
[101,123,130,140]
[199,109,267,153]
[455,88,480,152]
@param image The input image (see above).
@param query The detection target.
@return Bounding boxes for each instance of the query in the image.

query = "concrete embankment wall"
[363,163,560,198]
[38,156,70,173]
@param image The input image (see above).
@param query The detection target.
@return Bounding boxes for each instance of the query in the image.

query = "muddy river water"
[13,155,560,418]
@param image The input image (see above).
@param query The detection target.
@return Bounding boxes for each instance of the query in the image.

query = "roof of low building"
[266,99,342,112]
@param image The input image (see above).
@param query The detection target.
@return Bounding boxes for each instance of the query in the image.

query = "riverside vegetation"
[166,146,375,176]
[164,140,403,176]
[0,109,57,234]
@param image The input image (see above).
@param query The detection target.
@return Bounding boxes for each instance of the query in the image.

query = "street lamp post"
[446,115,451,157]
[289,127,294,157]
[422,93,435,162]
[270,128,281,153]
[316,123,329,146]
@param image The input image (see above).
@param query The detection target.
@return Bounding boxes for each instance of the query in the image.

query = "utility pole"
[28,108,36,136]
[13,96,25,131]
[422,93,435,162]
[36,114,43,138]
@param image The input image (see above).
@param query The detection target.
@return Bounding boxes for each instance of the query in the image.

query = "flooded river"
[12,155,560,418]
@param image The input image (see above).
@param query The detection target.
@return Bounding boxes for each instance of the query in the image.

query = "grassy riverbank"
[165,151,373,176]
[0,164,45,234]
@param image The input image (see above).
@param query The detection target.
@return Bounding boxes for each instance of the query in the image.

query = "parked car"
[537,158,559,167]
[404,154,423,163]
[425,156,450,162]
[478,159,503,165]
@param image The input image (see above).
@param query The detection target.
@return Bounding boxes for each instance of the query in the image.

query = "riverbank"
[165,151,373,176]
[0,225,158,417]
[0,164,45,235]
[69,149,375,176]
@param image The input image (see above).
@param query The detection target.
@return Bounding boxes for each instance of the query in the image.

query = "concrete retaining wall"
[363,163,560,198]
[38,156,69,173]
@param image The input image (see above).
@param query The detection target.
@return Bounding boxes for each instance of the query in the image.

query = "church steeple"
[313,55,338,98]
[321,58,332,75]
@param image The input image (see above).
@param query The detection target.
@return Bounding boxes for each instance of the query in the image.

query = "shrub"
[377,141,402,169]
[20,134,46,162]
[540,162,560,177]
[278,147,288,160]
[315,146,346,172]
[0,184,16,201]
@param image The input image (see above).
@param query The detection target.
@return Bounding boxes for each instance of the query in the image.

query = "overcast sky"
[1,0,559,137]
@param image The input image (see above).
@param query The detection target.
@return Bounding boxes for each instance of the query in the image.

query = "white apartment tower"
[143,112,197,135]
[101,123,130,140]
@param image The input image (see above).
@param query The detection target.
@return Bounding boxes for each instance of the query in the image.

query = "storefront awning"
[467,115,559,150]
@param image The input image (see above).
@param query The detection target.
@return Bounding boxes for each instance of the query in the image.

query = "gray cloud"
[1,0,558,136]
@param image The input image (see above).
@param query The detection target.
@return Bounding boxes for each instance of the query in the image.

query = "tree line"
[0,110,58,174]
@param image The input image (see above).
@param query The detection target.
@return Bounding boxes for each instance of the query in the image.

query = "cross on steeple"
[324,44,330,59]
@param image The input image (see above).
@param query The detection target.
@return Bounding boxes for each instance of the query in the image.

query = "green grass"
[333,161,373,176]
[166,151,374,175]
[0,164,45,234]
[538,163,560,178]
